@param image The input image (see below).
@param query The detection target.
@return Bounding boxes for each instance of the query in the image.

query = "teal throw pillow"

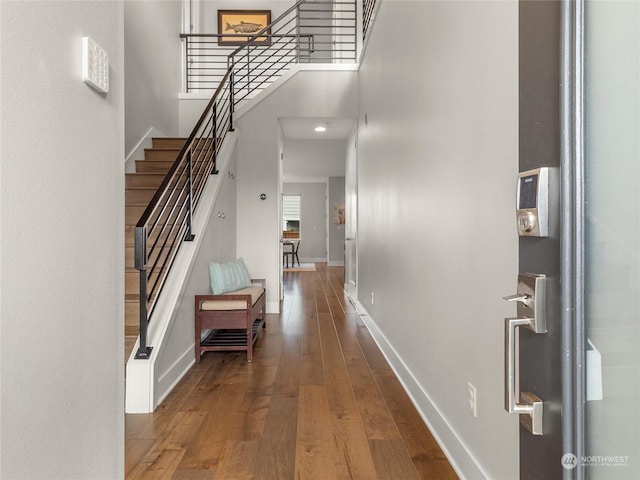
[209,258,251,295]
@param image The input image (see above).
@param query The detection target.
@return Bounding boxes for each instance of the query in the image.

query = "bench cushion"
[200,286,264,311]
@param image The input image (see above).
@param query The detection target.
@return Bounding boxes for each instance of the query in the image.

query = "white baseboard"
[267,301,280,314]
[349,297,487,480]
[125,127,165,173]
[156,347,195,407]
[327,260,344,267]
[300,257,327,263]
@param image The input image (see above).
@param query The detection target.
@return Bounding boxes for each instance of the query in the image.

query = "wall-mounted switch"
[82,37,109,93]
[467,382,477,417]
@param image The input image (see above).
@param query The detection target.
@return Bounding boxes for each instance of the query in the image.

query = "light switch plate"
[82,37,109,93]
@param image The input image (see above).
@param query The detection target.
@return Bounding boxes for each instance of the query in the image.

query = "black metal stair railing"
[181,0,357,96]
[363,0,376,41]
[134,70,233,359]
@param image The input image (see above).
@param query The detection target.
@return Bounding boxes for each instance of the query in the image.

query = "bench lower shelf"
[201,318,264,348]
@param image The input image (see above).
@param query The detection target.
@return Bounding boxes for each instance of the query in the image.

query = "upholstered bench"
[194,259,266,363]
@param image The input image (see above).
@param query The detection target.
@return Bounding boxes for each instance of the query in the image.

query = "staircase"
[124,137,187,362]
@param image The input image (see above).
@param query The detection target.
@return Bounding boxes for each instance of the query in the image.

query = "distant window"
[282,194,301,238]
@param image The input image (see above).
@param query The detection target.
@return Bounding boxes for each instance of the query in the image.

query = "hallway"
[125,264,457,479]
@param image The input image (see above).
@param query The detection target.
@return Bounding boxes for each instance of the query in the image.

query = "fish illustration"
[225,21,264,34]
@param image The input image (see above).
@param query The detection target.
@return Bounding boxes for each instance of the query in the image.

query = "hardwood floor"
[125,264,458,479]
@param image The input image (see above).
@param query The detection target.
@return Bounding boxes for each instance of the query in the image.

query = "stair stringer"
[234,63,359,120]
[125,131,238,414]
[178,64,359,138]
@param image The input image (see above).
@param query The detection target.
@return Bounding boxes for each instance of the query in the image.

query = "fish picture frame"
[218,10,272,46]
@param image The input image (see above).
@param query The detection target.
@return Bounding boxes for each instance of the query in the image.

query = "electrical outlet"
[371,292,375,305]
[467,382,477,418]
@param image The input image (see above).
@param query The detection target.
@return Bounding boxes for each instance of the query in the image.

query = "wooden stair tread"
[125,325,139,337]
[152,137,187,147]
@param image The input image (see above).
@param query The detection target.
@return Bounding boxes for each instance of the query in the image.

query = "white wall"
[357,1,518,478]
[125,0,181,161]
[155,154,237,395]
[235,69,358,312]
[0,1,124,478]
[283,138,347,182]
[283,182,327,261]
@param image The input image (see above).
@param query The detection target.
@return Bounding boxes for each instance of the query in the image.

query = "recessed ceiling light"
[314,124,327,132]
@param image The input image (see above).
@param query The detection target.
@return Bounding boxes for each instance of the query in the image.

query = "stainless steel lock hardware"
[517,167,550,237]
[502,293,533,308]
[503,273,547,435]
[504,273,547,333]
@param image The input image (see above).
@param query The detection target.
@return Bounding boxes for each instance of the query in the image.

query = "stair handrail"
[133,68,233,360]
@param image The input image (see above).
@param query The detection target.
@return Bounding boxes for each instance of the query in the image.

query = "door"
[516,2,563,478]
[516,1,640,479]
[345,128,358,300]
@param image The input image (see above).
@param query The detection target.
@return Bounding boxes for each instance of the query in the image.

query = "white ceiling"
[279,117,356,140]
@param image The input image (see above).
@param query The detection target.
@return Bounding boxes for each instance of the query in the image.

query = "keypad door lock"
[517,167,549,237]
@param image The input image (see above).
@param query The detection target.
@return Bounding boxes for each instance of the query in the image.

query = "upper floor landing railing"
[181,0,358,96]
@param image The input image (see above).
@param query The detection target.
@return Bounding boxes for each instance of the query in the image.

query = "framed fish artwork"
[217,10,272,46]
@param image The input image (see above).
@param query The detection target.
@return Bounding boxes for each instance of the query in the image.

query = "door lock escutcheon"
[503,273,547,435]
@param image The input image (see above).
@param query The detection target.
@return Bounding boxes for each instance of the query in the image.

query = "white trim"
[266,301,280,314]
[326,182,330,264]
[346,296,489,480]
[155,348,195,407]
[125,126,165,173]
[327,260,344,267]
[300,257,326,263]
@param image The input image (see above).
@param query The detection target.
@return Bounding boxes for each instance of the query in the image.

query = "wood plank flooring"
[125,264,458,479]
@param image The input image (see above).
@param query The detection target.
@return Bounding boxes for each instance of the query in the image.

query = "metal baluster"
[135,225,152,359]
[296,4,301,62]
[212,102,219,175]
[229,63,235,131]
[184,36,190,93]
[185,149,195,241]
[247,45,251,97]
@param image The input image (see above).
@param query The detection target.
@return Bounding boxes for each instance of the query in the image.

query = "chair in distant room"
[283,240,301,268]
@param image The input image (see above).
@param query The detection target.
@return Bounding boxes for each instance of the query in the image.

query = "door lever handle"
[502,294,532,307]
[505,317,544,435]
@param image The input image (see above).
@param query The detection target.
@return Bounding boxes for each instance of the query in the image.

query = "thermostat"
[82,37,109,93]
[517,167,549,237]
